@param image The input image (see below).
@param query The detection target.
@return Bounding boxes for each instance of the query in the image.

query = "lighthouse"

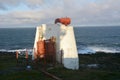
[32,18,79,70]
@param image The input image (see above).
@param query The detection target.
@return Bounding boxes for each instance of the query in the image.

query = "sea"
[0,26,120,54]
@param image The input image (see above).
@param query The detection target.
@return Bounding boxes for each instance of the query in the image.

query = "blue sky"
[0,0,120,28]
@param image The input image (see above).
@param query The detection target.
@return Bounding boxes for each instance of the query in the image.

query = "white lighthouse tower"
[32,18,79,70]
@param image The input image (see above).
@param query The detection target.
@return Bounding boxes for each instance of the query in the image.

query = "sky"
[0,0,120,28]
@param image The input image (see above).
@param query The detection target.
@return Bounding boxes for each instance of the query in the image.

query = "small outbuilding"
[33,24,79,70]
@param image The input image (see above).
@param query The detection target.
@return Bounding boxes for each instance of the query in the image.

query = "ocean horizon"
[0,26,120,54]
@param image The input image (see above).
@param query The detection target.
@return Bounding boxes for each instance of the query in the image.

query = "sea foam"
[78,46,120,54]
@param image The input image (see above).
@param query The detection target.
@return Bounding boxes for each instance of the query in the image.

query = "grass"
[0,52,120,80]
[79,52,120,71]
[0,53,53,80]
[0,53,16,70]
[0,70,54,80]
[48,67,120,80]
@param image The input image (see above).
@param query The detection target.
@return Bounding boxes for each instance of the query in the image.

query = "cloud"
[69,0,120,25]
[0,0,44,10]
[0,0,65,27]
[0,7,64,27]
[0,0,120,27]
[0,0,22,10]
[24,0,44,8]
[0,10,45,27]
[0,3,6,10]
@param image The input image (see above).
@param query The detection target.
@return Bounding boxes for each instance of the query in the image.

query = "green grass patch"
[1,53,120,80]
[0,70,53,80]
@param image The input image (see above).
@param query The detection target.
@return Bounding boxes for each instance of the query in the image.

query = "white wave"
[89,46,120,53]
[78,48,96,54]
[78,46,120,54]
[1,46,120,55]
[0,48,33,55]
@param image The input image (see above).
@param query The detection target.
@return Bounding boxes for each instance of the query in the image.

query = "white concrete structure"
[33,24,79,70]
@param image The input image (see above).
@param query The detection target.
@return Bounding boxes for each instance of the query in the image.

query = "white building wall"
[33,24,79,70]
[32,27,39,60]
[60,25,79,70]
